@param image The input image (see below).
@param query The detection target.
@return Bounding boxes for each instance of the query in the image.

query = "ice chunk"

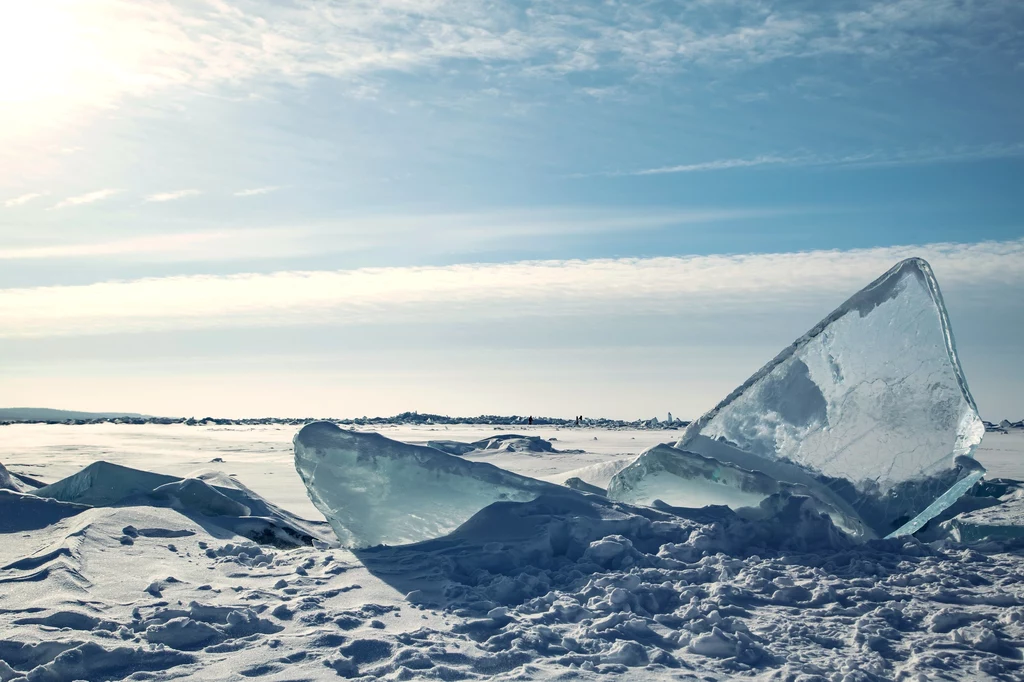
[941,483,1024,543]
[0,461,23,492]
[294,422,567,548]
[30,461,329,546]
[610,258,985,538]
[608,444,793,511]
[149,479,251,517]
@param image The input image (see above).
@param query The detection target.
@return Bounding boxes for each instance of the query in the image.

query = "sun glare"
[0,3,81,104]
[0,0,185,156]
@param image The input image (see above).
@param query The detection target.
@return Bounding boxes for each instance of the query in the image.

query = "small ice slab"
[941,486,1024,543]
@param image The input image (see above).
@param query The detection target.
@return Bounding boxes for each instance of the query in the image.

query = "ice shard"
[294,422,567,548]
[609,258,985,538]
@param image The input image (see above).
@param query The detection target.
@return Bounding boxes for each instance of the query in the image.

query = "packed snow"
[3,258,1024,681]
[1,422,1023,681]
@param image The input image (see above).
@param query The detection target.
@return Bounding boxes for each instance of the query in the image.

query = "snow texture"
[4,424,1024,681]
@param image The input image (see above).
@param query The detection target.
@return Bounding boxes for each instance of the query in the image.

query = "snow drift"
[22,461,332,547]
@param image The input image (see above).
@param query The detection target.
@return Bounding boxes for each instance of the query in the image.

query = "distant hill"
[0,408,152,422]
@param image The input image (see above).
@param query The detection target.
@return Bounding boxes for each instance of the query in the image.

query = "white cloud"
[1,239,1020,338]
[1,0,1019,192]
[145,189,201,202]
[0,207,790,262]
[2,0,1018,135]
[50,189,120,209]
[0,232,242,260]
[629,155,801,176]
[593,143,1024,177]
[234,186,281,197]
[4,192,47,207]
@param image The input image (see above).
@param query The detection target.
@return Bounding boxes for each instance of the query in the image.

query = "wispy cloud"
[3,0,1021,195]
[0,232,238,261]
[50,189,120,210]
[4,0,1020,127]
[234,186,281,197]
[629,155,801,176]
[1,239,1020,338]
[588,143,1024,177]
[4,192,47,207]
[145,189,202,203]
[0,207,793,262]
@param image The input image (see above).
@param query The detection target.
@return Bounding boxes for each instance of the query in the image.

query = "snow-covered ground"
[2,424,1024,681]
[977,430,1024,480]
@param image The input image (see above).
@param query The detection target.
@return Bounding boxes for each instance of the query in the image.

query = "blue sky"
[0,0,1022,419]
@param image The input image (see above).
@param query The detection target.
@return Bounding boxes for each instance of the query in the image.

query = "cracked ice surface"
[661,258,985,537]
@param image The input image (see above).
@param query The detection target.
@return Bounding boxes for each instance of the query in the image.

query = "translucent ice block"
[294,422,563,548]
[611,258,985,538]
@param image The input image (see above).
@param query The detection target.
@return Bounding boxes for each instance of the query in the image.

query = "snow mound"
[28,462,331,547]
[149,478,252,517]
[429,433,582,456]
[472,434,560,453]
[0,490,90,533]
[294,422,571,548]
[611,258,985,539]
[34,461,178,507]
[425,439,478,456]
[356,489,853,618]
[0,642,194,682]
[542,457,634,490]
[941,482,1024,543]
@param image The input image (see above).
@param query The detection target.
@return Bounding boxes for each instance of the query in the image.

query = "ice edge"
[678,257,981,452]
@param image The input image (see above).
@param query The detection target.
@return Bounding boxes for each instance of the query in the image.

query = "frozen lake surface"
[2,423,1024,681]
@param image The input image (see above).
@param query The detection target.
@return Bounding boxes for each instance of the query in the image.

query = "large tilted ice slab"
[294,422,569,548]
[610,257,986,538]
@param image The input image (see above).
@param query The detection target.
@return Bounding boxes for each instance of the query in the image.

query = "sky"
[0,0,1022,420]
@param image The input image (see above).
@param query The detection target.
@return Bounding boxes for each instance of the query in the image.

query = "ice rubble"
[427,434,586,456]
[22,461,332,547]
[297,258,986,547]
